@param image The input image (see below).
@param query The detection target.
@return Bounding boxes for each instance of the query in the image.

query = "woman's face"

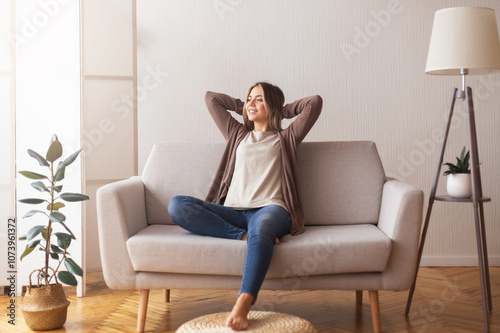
[246,86,268,127]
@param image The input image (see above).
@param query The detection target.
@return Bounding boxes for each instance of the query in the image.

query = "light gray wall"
[137,0,500,265]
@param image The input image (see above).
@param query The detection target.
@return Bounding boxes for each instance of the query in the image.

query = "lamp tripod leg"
[466,87,491,332]
[405,88,458,316]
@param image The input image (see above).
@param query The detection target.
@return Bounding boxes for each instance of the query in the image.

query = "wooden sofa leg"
[137,289,150,333]
[356,290,363,304]
[163,289,170,302]
[369,290,381,333]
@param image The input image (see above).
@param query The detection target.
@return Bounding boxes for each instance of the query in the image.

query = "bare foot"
[241,232,282,245]
[226,293,253,331]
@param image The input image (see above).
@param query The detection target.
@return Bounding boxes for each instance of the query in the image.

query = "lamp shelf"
[435,195,491,203]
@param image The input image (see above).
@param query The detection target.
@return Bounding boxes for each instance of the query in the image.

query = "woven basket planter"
[20,270,70,331]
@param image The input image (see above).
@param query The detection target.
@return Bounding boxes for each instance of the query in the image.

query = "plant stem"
[44,162,55,285]
[53,247,68,276]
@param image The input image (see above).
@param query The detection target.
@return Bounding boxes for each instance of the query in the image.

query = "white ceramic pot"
[446,173,472,198]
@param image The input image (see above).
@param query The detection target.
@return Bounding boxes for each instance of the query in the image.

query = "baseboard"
[420,255,500,267]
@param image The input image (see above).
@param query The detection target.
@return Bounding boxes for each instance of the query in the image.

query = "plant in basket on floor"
[17,134,89,331]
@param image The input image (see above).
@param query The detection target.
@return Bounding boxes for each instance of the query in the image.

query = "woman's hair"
[243,82,284,132]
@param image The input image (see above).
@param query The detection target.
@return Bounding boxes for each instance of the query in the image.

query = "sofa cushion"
[126,224,392,278]
[298,141,385,225]
[142,141,385,226]
[142,143,224,225]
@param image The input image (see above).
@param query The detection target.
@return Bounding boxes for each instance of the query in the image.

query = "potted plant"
[17,134,89,331]
[443,146,473,198]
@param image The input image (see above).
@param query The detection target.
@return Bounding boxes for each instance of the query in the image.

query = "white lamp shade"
[426,7,500,75]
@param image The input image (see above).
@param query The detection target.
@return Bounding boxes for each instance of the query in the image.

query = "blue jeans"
[168,195,291,302]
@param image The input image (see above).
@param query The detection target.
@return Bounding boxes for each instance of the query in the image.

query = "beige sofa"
[96,141,424,333]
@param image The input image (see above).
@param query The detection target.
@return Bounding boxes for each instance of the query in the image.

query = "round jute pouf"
[176,311,317,333]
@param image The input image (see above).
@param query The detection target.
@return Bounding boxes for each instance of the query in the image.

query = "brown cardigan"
[204,91,323,235]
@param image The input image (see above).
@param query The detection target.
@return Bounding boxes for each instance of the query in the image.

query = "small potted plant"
[17,134,89,331]
[443,146,473,198]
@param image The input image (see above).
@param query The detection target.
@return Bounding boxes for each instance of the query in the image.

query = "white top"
[224,131,287,211]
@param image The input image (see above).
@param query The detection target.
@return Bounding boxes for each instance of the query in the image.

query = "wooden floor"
[1,267,499,332]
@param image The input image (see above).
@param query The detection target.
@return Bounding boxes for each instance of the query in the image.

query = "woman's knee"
[168,195,190,223]
[247,217,277,241]
[248,207,290,240]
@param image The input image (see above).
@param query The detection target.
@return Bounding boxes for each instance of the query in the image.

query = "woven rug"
[176,311,317,332]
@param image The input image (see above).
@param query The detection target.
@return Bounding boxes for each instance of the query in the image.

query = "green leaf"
[54,165,65,182]
[58,271,77,286]
[18,234,27,241]
[18,171,47,180]
[46,139,63,162]
[59,193,90,202]
[20,245,35,261]
[42,227,52,240]
[26,225,45,241]
[19,198,46,205]
[64,258,83,277]
[50,252,59,260]
[23,210,46,218]
[54,232,72,249]
[61,149,82,167]
[51,244,65,254]
[28,239,41,248]
[27,149,50,167]
[31,181,49,193]
[460,146,467,161]
[57,222,76,240]
[48,185,63,193]
[49,211,66,222]
[48,202,65,211]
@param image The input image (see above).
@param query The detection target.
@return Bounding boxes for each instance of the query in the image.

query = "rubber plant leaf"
[61,149,82,167]
[26,225,45,241]
[65,258,83,277]
[59,193,90,202]
[54,165,65,182]
[20,245,35,261]
[27,149,50,167]
[18,171,47,180]
[23,210,46,218]
[58,271,77,286]
[48,202,66,211]
[49,211,66,223]
[19,198,46,205]
[31,181,49,193]
[54,232,72,249]
[51,244,65,254]
[46,139,63,163]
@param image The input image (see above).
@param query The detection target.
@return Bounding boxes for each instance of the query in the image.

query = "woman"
[168,82,322,330]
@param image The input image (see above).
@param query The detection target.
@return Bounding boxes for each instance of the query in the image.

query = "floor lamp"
[405,7,500,333]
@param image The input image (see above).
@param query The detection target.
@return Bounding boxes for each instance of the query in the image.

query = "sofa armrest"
[377,180,424,290]
[96,176,148,289]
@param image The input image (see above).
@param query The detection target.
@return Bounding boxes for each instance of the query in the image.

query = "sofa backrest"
[142,141,385,226]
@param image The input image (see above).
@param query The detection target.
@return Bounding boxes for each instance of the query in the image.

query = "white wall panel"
[137,0,500,265]
[83,0,134,76]
[82,0,136,272]
[83,79,135,180]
